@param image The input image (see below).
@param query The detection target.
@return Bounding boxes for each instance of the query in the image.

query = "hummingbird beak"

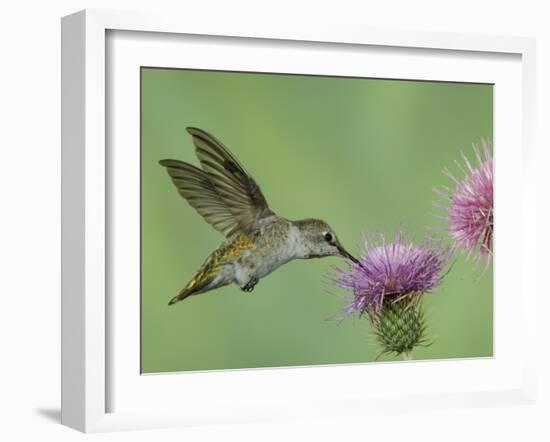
[337,244,364,268]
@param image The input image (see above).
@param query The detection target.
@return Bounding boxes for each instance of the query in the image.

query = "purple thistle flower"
[433,140,493,266]
[333,230,453,317]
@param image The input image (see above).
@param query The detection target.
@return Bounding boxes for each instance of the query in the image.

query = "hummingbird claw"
[241,278,258,293]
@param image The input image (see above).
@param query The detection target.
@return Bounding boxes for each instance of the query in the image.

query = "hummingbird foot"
[241,277,258,293]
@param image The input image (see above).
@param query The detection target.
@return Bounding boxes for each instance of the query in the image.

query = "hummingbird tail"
[168,246,233,305]
[168,290,191,305]
[168,274,210,305]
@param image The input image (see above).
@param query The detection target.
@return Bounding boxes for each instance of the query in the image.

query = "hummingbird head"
[294,219,362,266]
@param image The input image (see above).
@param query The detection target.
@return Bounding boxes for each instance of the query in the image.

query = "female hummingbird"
[160,127,360,305]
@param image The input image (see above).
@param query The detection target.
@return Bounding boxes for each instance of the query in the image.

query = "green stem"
[402,351,412,361]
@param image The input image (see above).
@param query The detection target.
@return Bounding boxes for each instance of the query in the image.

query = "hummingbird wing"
[159,127,274,237]
[158,159,244,236]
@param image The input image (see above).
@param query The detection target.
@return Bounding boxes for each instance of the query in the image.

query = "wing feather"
[159,128,274,237]
[188,128,271,206]
[159,160,241,236]
[188,128,274,231]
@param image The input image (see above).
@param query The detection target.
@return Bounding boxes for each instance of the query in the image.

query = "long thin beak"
[337,244,364,268]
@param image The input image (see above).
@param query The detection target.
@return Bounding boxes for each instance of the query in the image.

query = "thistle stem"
[402,351,412,361]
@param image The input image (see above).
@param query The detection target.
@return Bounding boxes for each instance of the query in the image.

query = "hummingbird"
[159,127,361,305]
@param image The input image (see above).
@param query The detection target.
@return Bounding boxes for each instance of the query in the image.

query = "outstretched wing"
[158,159,242,236]
[159,127,274,237]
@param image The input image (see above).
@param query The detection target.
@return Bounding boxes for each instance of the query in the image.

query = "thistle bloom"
[434,140,493,265]
[334,230,453,316]
[332,230,453,358]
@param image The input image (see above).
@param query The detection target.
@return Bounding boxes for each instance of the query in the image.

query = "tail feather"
[168,276,206,305]
[168,289,193,305]
[168,279,203,305]
[168,247,233,305]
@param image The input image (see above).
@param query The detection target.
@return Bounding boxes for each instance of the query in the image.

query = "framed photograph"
[61,9,537,433]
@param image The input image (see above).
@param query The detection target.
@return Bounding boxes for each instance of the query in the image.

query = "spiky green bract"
[372,296,429,359]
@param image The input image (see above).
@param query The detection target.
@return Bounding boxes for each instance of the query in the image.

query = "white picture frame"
[61,9,537,433]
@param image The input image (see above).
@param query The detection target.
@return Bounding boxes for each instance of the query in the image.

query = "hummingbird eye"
[324,232,333,242]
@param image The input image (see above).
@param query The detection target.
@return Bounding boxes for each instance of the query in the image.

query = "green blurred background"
[141,68,493,373]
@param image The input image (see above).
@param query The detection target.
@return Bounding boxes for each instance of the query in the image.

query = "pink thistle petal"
[433,139,493,266]
[331,229,453,317]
